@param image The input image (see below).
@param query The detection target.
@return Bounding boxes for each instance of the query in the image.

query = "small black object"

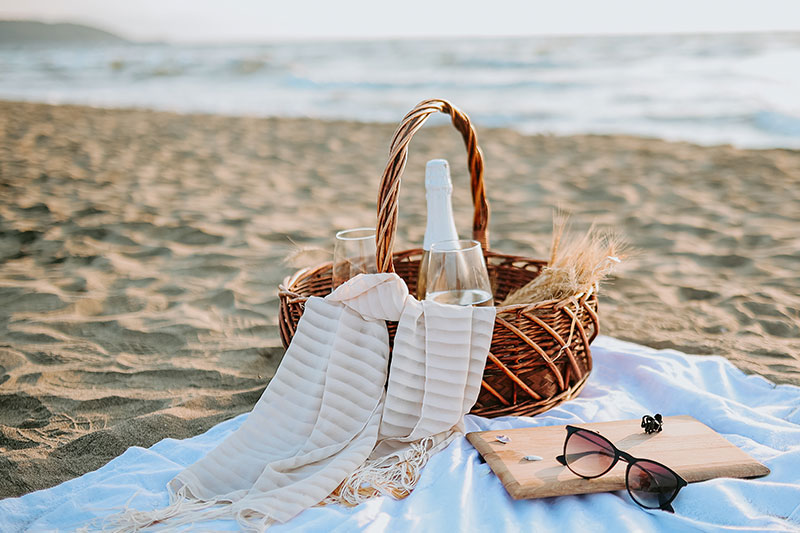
[641,413,663,434]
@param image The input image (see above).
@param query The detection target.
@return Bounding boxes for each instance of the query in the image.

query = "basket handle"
[376,98,490,273]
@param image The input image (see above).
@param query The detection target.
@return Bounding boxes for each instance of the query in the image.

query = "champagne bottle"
[416,159,459,300]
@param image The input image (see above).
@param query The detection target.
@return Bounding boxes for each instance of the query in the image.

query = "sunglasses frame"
[556,425,688,512]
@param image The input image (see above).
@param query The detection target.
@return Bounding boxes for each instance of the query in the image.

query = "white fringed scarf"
[107,273,495,532]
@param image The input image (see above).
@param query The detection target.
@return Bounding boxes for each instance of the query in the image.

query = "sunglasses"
[556,425,688,512]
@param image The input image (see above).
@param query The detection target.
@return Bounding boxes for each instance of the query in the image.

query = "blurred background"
[2,0,800,147]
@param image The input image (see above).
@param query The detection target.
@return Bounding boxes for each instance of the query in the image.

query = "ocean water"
[2,33,800,148]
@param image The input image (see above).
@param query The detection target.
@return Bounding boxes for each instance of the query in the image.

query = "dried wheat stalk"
[283,243,331,268]
[501,211,625,306]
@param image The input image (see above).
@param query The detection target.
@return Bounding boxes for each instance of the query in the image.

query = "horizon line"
[4,18,800,45]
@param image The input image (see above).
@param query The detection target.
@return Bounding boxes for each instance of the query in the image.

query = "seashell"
[494,434,511,444]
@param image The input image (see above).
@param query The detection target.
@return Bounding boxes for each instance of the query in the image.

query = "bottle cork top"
[425,159,452,190]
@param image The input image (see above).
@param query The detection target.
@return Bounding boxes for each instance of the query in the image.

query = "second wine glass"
[332,227,377,290]
[424,239,493,307]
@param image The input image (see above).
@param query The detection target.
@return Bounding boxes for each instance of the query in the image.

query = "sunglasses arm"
[556,455,567,465]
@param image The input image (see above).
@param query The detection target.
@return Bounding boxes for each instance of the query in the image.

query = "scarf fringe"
[235,510,275,533]
[324,436,435,506]
[90,485,268,533]
[91,436,437,531]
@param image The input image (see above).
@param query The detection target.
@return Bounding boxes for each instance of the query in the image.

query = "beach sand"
[1,100,798,498]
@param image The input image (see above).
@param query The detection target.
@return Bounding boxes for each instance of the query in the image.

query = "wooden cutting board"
[466,415,769,500]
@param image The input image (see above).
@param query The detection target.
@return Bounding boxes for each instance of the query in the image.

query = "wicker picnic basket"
[278,98,599,418]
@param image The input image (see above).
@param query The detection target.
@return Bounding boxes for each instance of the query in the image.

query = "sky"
[1,0,800,42]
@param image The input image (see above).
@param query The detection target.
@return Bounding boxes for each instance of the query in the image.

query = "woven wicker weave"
[279,98,599,418]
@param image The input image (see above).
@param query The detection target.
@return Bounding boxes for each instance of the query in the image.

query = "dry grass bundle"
[283,242,331,269]
[502,211,626,306]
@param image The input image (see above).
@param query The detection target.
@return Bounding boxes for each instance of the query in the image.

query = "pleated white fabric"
[111,273,495,532]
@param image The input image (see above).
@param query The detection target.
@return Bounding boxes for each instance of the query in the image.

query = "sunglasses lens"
[628,460,681,509]
[564,430,616,477]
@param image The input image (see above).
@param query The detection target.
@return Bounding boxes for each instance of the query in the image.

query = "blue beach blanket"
[2,336,799,532]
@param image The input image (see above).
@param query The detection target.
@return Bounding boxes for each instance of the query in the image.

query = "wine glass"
[424,239,493,306]
[332,227,377,290]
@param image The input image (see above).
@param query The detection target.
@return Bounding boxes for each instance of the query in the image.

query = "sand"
[1,100,798,499]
